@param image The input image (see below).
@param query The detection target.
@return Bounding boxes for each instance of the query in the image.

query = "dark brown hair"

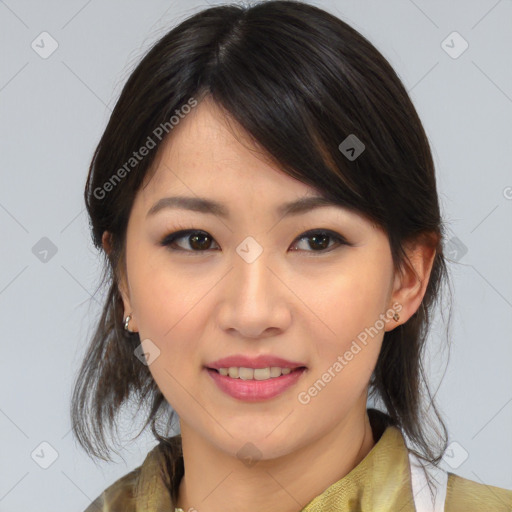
[71,0,452,503]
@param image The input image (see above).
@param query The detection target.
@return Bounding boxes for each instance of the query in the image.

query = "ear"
[101,230,138,332]
[385,233,438,331]
[101,230,112,255]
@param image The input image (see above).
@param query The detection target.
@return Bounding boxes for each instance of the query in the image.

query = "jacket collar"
[136,409,416,512]
[301,417,416,511]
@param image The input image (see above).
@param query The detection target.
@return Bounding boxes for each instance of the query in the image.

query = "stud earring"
[124,313,133,332]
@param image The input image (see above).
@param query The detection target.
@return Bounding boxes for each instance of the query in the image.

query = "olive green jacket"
[84,410,512,511]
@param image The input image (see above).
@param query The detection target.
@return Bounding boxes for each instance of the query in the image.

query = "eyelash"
[159,227,351,256]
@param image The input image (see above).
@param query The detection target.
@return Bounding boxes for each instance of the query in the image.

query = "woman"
[71,1,512,510]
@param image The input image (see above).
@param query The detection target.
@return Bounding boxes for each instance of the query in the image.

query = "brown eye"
[160,228,350,255]
[291,230,349,254]
[161,230,220,252]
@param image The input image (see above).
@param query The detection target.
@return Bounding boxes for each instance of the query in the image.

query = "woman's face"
[117,97,404,460]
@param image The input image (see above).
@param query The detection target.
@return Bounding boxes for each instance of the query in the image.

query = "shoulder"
[83,466,140,512]
[82,444,164,512]
[445,472,512,510]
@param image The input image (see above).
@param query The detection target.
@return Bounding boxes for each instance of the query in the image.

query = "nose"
[215,243,292,339]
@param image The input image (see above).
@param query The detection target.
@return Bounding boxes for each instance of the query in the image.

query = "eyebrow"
[146,195,344,219]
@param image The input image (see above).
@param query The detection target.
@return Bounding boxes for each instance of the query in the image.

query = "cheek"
[127,255,206,411]
[128,245,207,339]
[299,304,384,423]
[125,251,210,407]
[298,254,391,395]
[301,256,391,343]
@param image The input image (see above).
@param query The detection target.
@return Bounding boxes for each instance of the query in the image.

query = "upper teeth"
[217,367,294,380]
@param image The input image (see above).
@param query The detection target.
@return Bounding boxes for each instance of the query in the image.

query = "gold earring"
[393,312,400,322]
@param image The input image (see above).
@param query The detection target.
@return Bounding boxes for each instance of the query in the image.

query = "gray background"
[1,0,511,510]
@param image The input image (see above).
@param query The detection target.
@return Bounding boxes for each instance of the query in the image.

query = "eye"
[291,229,350,254]
[160,230,220,253]
[159,228,350,254]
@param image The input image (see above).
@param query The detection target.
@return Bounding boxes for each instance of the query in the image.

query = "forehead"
[127,99,379,236]
[139,98,321,204]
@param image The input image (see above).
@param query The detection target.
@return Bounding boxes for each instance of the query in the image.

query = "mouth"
[206,365,307,381]
[205,365,308,401]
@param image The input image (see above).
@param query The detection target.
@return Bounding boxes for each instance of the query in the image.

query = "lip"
[206,354,307,370]
[206,367,307,401]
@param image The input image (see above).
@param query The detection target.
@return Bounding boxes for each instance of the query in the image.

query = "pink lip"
[206,367,307,401]
[206,354,306,370]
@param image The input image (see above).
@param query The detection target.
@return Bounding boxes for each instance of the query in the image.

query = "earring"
[392,312,400,322]
[124,313,133,332]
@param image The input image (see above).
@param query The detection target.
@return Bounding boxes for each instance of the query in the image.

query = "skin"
[102,97,436,512]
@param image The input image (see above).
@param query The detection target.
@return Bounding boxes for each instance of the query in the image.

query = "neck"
[175,407,375,512]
